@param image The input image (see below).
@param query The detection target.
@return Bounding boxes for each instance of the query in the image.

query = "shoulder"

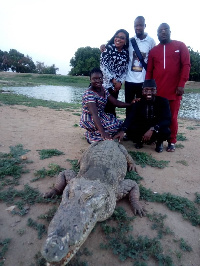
[155,96,169,104]
[171,40,188,50]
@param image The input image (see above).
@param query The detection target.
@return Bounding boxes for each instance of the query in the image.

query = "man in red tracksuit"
[146,23,190,152]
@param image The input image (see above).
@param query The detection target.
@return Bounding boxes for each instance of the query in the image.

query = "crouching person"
[114,79,171,153]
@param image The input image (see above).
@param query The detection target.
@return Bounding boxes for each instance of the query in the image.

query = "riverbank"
[0,101,200,265]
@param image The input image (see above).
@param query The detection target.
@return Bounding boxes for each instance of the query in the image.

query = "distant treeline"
[0,49,59,74]
[1,46,200,81]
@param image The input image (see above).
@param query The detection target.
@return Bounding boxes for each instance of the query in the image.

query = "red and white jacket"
[146,40,191,100]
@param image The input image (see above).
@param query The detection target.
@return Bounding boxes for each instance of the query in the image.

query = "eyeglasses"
[115,35,126,40]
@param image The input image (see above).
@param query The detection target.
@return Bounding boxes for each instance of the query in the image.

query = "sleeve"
[100,46,114,84]
[178,42,191,88]
[83,91,96,105]
[117,50,129,83]
[145,49,154,79]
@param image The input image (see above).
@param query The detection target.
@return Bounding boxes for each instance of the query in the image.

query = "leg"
[168,99,181,144]
[116,179,145,217]
[43,169,76,198]
[104,88,119,116]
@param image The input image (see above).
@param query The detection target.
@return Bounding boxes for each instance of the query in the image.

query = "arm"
[86,102,112,140]
[176,43,191,96]
[100,46,116,88]
[145,49,154,79]
[108,94,140,108]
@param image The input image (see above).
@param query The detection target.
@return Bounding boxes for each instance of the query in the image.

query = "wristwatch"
[150,125,159,133]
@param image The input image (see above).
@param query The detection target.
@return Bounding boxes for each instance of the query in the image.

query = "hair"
[89,68,103,79]
[134,16,145,24]
[107,29,129,49]
[157,23,170,32]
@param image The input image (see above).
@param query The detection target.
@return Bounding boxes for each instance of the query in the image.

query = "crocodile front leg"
[116,179,145,217]
[43,169,76,198]
[118,143,137,172]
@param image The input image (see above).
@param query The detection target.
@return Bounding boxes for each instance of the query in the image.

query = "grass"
[129,151,169,169]
[140,185,200,226]
[0,72,89,87]
[33,163,65,182]
[177,133,187,141]
[38,206,58,222]
[176,160,189,166]
[0,144,32,186]
[0,92,81,110]
[0,238,11,265]
[37,149,65,160]
[27,218,47,239]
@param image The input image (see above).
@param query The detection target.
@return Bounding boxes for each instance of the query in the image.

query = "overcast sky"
[0,0,199,75]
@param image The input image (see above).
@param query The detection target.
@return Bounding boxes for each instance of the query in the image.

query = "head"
[107,29,129,50]
[134,16,146,39]
[142,79,157,101]
[89,68,103,89]
[157,23,171,44]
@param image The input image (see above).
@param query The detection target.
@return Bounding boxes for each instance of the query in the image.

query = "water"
[2,85,200,120]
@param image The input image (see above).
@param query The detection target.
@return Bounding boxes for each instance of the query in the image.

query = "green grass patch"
[195,192,200,204]
[147,212,174,239]
[177,133,187,141]
[0,92,81,110]
[38,149,64,160]
[67,159,79,174]
[0,238,11,265]
[0,144,31,186]
[33,163,65,181]
[38,206,57,223]
[129,151,169,168]
[175,143,184,149]
[186,126,196,130]
[179,238,192,252]
[176,160,188,166]
[27,218,46,239]
[0,184,59,215]
[140,185,200,226]
[73,123,79,127]
[100,206,173,264]
[125,170,143,183]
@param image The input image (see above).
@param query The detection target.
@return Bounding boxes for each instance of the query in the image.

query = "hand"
[101,131,112,140]
[100,44,106,53]
[131,98,141,104]
[142,129,153,142]
[176,87,184,96]
[113,131,124,142]
[113,81,121,91]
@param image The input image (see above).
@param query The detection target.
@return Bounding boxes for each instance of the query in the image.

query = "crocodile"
[41,140,145,265]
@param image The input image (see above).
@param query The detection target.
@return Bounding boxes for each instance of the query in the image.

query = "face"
[157,24,171,44]
[142,87,157,100]
[134,18,146,38]
[114,32,126,50]
[90,72,103,89]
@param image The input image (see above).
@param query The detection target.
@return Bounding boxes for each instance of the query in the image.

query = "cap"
[143,79,157,88]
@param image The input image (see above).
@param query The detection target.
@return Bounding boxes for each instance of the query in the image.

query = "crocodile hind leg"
[116,179,145,217]
[43,169,76,198]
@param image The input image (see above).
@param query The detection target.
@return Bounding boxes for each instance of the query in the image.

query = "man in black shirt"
[114,79,171,152]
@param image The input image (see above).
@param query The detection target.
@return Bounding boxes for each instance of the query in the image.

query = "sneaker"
[166,143,175,152]
[155,142,163,153]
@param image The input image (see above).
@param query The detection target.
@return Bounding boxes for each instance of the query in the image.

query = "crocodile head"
[41,177,116,264]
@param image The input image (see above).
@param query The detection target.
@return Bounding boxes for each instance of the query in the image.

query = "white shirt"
[125,34,156,83]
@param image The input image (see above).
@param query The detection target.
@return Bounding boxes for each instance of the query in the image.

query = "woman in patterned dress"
[100,29,129,116]
[80,68,135,144]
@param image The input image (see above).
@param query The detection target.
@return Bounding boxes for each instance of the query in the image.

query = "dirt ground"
[0,102,200,266]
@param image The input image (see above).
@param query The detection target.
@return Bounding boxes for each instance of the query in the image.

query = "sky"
[0,0,199,75]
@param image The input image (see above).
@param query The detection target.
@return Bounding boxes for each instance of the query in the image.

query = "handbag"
[130,38,147,71]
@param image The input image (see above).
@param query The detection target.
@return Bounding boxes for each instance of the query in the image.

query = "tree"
[188,47,200,81]
[35,61,59,74]
[69,46,100,76]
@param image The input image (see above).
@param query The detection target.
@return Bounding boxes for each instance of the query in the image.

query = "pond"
[2,85,200,120]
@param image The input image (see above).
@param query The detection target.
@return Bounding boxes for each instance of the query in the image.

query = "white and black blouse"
[100,44,129,89]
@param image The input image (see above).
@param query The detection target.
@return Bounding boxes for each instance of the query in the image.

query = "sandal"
[166,143,175,152]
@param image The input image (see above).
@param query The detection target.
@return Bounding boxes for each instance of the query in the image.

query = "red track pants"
[169,99,181,144]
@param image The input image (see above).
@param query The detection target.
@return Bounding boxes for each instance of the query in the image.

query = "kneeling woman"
[80,68,136,144]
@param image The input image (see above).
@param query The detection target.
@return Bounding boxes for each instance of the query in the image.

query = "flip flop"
[166,143,175,152]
